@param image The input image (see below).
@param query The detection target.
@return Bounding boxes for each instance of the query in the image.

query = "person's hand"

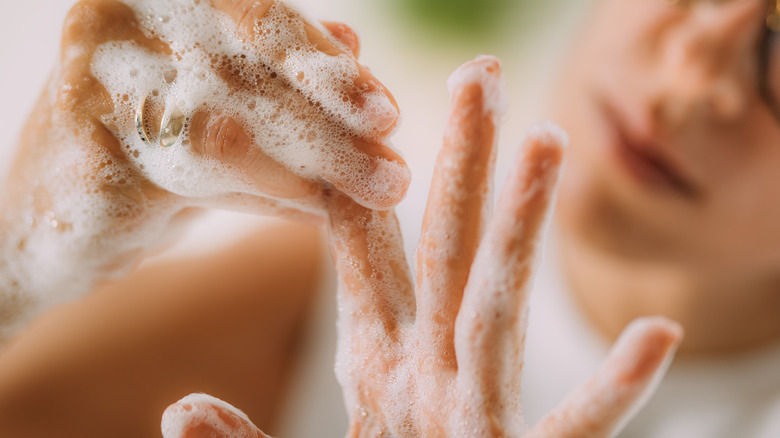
[161,57,683,438]
[0,0,408,339]
[6,0,408,217]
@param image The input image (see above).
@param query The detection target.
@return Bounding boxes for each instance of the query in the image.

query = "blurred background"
[0,0,589,436]
[0,0,589,252]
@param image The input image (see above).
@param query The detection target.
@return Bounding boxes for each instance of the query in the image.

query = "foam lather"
[0,0,409,342]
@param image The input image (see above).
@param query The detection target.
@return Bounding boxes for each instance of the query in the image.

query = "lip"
[599,98,700,199]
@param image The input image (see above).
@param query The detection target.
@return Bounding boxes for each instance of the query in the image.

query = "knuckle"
[65,0,104,26]
[62,0,135,47]
[206,116,251,162]
[234,0,275,32]
[63,0,112,39]
[55,75,116,123]
[325,21,361,57]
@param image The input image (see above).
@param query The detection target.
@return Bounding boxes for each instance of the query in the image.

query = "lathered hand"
[162,57,682,438]
[0,0,408,342]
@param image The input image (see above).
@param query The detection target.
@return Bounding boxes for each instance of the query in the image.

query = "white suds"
[1,0,409,339]
[161,393,259,438]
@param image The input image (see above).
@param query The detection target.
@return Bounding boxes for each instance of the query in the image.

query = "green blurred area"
[393,0,535,41]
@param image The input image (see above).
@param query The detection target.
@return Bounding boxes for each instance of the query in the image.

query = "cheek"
[694,138,780,267]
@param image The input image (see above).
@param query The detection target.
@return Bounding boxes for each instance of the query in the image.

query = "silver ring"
[160,106,185,148]
[135,94,153,146]
[135,92,186,148]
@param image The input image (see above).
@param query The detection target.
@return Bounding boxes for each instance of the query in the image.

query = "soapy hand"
[0,0,409,340]
[161,57,683,438]
[7,0,408,222]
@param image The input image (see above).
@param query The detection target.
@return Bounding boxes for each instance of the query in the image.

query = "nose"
[652,0,765,126]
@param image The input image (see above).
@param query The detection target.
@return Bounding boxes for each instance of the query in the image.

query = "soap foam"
[0,139,180,341]
[329,56,544,437]
[1,0,408,339]
[161,393,260,438]
[91,0,407,209]
[446,55,508,123]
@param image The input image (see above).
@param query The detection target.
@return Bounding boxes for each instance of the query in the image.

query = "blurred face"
[553,0,780,279]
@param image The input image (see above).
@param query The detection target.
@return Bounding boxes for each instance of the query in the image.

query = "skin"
[0,1,690,436]
[0,0,408,339]
[163,57,684,438]
[0,221,322,438]
[551,0,780,354]
[0,0,403,435]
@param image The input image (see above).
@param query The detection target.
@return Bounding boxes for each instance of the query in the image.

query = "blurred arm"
[0,221,323,438]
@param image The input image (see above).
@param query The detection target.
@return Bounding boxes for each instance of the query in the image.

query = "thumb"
[162,393,272,438]
[187,111,320,201]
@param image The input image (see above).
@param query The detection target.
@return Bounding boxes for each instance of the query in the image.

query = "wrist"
[0,104,181,340]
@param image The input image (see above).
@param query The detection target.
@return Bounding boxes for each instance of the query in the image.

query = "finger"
[207,0,409,209]
[321,137,411,211]
[60,0,171,122]
[161,393,270,438]
[195,53,410,210]
[62,0,171,56]
[194,191,326,224]
[454,123,567,421]
[208,0,400,137]
[527,317,684,438]
[322,21,361,58]
[185,100,409,210]
[188,111,321,200]
[415,56,506,368]
[326,190,414,345]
